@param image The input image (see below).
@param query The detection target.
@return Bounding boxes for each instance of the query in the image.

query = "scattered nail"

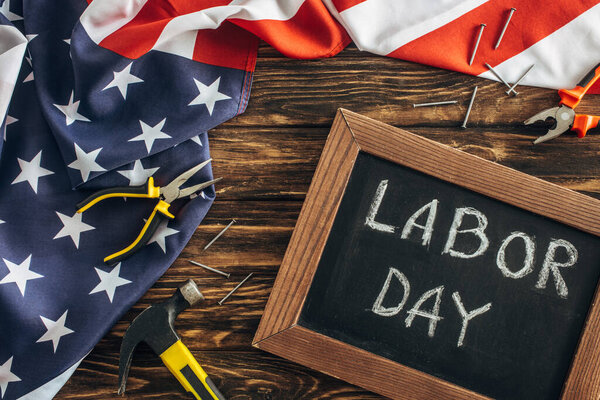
[218,273,253,305]
[495,8,517,50]
[189,260,230,278]
[461,86,478,129]
[484,63,518,95]
[469,24,486,66]
[505,64,534,95]
[204,219,236,251]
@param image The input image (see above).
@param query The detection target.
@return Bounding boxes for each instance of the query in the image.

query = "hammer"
[118,279,225,399]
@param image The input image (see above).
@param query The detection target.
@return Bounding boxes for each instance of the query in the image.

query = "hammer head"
[117,279,204,394]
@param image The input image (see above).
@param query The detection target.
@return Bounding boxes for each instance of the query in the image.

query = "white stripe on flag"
[152,0,306,59]
[79,0,148,44]
[0,24,27,123]
[323,0,488,55]
[17,357,84,400]
[478,3,600,90]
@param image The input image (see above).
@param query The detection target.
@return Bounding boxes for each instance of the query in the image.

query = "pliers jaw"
[524,105,575,144]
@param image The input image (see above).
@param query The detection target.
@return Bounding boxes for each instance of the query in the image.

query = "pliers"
[525,63,600,144]
[77,158,221,265]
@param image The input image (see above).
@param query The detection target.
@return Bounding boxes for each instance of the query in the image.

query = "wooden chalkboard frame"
[253,109,600,399]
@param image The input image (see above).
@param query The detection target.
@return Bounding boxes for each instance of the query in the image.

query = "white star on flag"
[36,310,74,353]
[0,0,22,21]
[63,38,71,45]
[103,62,143,100]
[11,150,54,194]
[0,356,21,398]
[3,115,18,141]
[0,220,4,224]
[147,221,179,253]
[188,77,231,116]
[54,91,90,126]
[26,34,38,42]
[191,135,203,146]
[68,143,106,182]
[117,160,159,186]
[23,56,33,83]
[53,211,95,249]
[0,255,43,297]
[129,119,171,153]
[89,263,131,303]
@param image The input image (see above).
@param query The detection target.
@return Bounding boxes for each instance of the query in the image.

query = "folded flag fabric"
[0,0,252,397]
[1,0,599,399]
[324,0,600,93]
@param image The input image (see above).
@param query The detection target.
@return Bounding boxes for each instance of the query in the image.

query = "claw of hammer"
[118,279,226,399]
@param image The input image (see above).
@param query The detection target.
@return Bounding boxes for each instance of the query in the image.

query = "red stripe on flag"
[192,22,259,72]
[98,0,231,60]
[230,0,350,59]
[331,0,367,13]
[388,0,599,87]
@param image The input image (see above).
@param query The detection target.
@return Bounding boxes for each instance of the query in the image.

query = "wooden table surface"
[56,43,600,399]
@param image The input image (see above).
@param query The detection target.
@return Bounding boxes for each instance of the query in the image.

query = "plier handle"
[525,63,600,143]
[76,159,221,265]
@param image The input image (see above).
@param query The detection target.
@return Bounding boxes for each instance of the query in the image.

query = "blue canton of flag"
[0,0,252,398]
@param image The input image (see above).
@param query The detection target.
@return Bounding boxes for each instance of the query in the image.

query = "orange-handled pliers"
[76,158,221,265]
[525,63,600,144]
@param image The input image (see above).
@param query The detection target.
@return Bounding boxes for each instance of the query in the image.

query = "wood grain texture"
[56,43,600,400]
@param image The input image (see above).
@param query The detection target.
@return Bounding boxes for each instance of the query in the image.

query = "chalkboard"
[254,110,600,400]
[299,151,600,399]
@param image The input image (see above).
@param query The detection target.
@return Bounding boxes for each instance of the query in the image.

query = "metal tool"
[461,86,478,129]
[118,280,225,400]
[413,100,457,108]
[494,8,516,49]
[77,159,221,265]
[505,64,534,95]
[525,64,600,144]
[469,24,486,66]
[204,219,236,250]
[189,260,230,279]
[218,273,253,305]
[484,63,518,95]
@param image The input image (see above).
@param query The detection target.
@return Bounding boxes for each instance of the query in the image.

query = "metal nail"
[203,219,236,251]
[218,273,253,305]
[189,260,230,279]
[469,24,486,66]
[413,101,458,108]
[505,64,534,95]
[461,86,478,129]
[494,8,516,50]
[484,63,518,95]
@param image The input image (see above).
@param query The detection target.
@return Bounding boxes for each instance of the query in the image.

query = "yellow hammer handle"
[159,340,226,400]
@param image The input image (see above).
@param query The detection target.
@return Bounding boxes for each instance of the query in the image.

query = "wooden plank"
[209,126,600,201]
[60,350,384,399]
[224,45,600,128]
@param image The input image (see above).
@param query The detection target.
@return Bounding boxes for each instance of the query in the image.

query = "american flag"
[325,0,600,92]
[1,0,598,398]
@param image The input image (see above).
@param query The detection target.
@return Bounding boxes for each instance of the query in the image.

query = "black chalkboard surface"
[299,152,600,399]
[254,110,600,400]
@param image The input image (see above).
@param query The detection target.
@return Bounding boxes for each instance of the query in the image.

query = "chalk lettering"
[496,232,535,279]
[365,180,395,233]
[535,239,578,299]
[372,268,410,317]
[452,292,492,347]
[401,199,439,246]
[405,286,444,337]
[442,207,489,259]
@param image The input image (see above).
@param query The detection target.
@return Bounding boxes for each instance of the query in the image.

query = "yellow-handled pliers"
[76,158,221,265]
